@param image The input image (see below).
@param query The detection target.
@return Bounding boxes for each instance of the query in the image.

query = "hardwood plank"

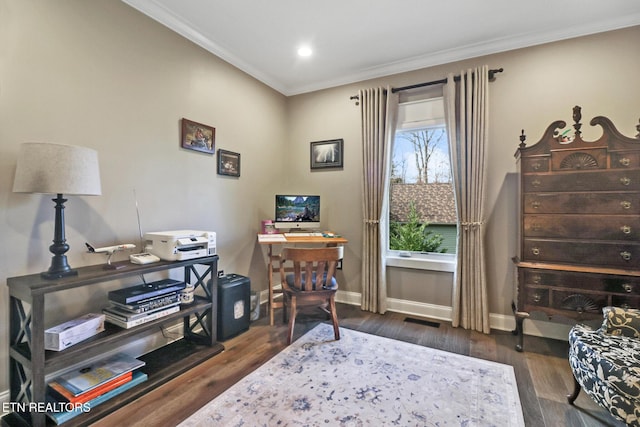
[526,352,575,402]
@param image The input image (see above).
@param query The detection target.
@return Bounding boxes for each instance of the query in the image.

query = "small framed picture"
[310,138,343,169]
[181,118,215,154]
[217,149,240,177]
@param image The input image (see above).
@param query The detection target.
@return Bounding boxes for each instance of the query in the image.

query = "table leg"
[268,244,275,326]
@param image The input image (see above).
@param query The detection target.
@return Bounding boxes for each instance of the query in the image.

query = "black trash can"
[216,274,251,341]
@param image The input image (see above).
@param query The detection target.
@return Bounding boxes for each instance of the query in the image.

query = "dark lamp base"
[40,193,78,280]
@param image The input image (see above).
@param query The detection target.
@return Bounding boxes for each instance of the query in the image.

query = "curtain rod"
[349,68,503,102]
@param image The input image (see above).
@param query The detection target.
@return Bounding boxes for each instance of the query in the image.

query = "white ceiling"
[122,0,640,96]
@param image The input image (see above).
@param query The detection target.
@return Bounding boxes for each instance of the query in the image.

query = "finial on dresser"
[572,105,582,138]
[519,129,526,148]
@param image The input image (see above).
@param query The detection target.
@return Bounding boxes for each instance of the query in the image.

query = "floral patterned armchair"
[568,306,640,426]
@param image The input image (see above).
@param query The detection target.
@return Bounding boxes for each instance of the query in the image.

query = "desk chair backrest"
[281,246,344,291]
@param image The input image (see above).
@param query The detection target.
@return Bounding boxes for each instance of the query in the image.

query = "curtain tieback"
[363,219,380,225]
[460,221,483,230]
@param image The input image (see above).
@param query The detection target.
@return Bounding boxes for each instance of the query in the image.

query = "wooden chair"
[279,246,343,344]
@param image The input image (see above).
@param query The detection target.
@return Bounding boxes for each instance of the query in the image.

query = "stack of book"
[103,279,187,329]
[46,353,147,425]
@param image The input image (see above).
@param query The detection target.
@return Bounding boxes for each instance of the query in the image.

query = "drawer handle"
[531,179,541,187]
[623,283,633,293]
[532,275,542,284]
[621,225,632,235]
[532,293,542,303]
[621,251,632,261]
[531,223,542,232]
[532,162,542,171]
[620,177,631,186]
[619,157,631,167]
[532,201,541,209]
[532,247,540,256]
[621,201,632,210]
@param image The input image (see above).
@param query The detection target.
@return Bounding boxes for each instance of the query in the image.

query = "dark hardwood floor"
[3,303,623,427]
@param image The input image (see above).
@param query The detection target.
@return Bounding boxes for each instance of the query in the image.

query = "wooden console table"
[6,256,223,427]
[257,234,348,325]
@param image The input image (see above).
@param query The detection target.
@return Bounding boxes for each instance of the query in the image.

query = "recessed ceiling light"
[297,46,313,57]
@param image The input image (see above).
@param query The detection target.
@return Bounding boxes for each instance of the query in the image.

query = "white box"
[45,313,105,351]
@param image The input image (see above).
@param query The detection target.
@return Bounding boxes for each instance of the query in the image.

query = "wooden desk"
[258,234,348,325]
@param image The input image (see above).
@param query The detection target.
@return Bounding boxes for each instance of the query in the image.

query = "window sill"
[386,252,456,273]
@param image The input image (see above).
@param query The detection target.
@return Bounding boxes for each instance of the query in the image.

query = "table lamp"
[13,142,102,279]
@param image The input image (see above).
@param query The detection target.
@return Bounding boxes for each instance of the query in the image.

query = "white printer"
[144,230,216,261]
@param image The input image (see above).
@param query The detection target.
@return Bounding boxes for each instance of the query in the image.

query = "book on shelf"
[46,370,148,425]
[104,304,180,329]
[103,301,180,322]
[52,353,145,396]
[48,371,132,404]
[109,292,180,314]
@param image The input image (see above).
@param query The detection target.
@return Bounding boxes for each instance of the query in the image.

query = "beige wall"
[1,0,639,395]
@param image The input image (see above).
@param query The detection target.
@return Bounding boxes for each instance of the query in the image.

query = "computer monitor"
[274,195,320,230]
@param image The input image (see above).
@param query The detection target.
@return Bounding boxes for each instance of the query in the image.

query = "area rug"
[179,323,525,426]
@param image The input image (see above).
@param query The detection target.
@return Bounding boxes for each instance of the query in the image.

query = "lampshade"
[13,142,102,196]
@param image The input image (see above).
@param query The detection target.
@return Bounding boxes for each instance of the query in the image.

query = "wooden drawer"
[521,269,640,293]
[519,285,640,317]
[521,157,549,173]
[611,295,640,309]
[524,192,637,214]
[523,239,640,268]
[518,283,606,318]
[611,152,640,169]
[524,214,640,240]
[523,169,640,192]
[522,285,550,307]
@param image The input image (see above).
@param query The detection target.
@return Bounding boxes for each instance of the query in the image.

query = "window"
[386,95,457,272]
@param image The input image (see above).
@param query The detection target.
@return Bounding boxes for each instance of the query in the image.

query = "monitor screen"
[275,195,320,227]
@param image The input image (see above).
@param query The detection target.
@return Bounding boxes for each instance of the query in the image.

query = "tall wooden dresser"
[512,106,640,351]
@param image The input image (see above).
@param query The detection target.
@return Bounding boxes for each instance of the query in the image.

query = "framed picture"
[217,149,240,177]
[310,138,343,169]
[181,118,215,154]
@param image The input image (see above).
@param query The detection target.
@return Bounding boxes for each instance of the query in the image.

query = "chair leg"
[329,296,340,340]
[282,293,288,323]
[567,375,581,404]
[287,296,297,345]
